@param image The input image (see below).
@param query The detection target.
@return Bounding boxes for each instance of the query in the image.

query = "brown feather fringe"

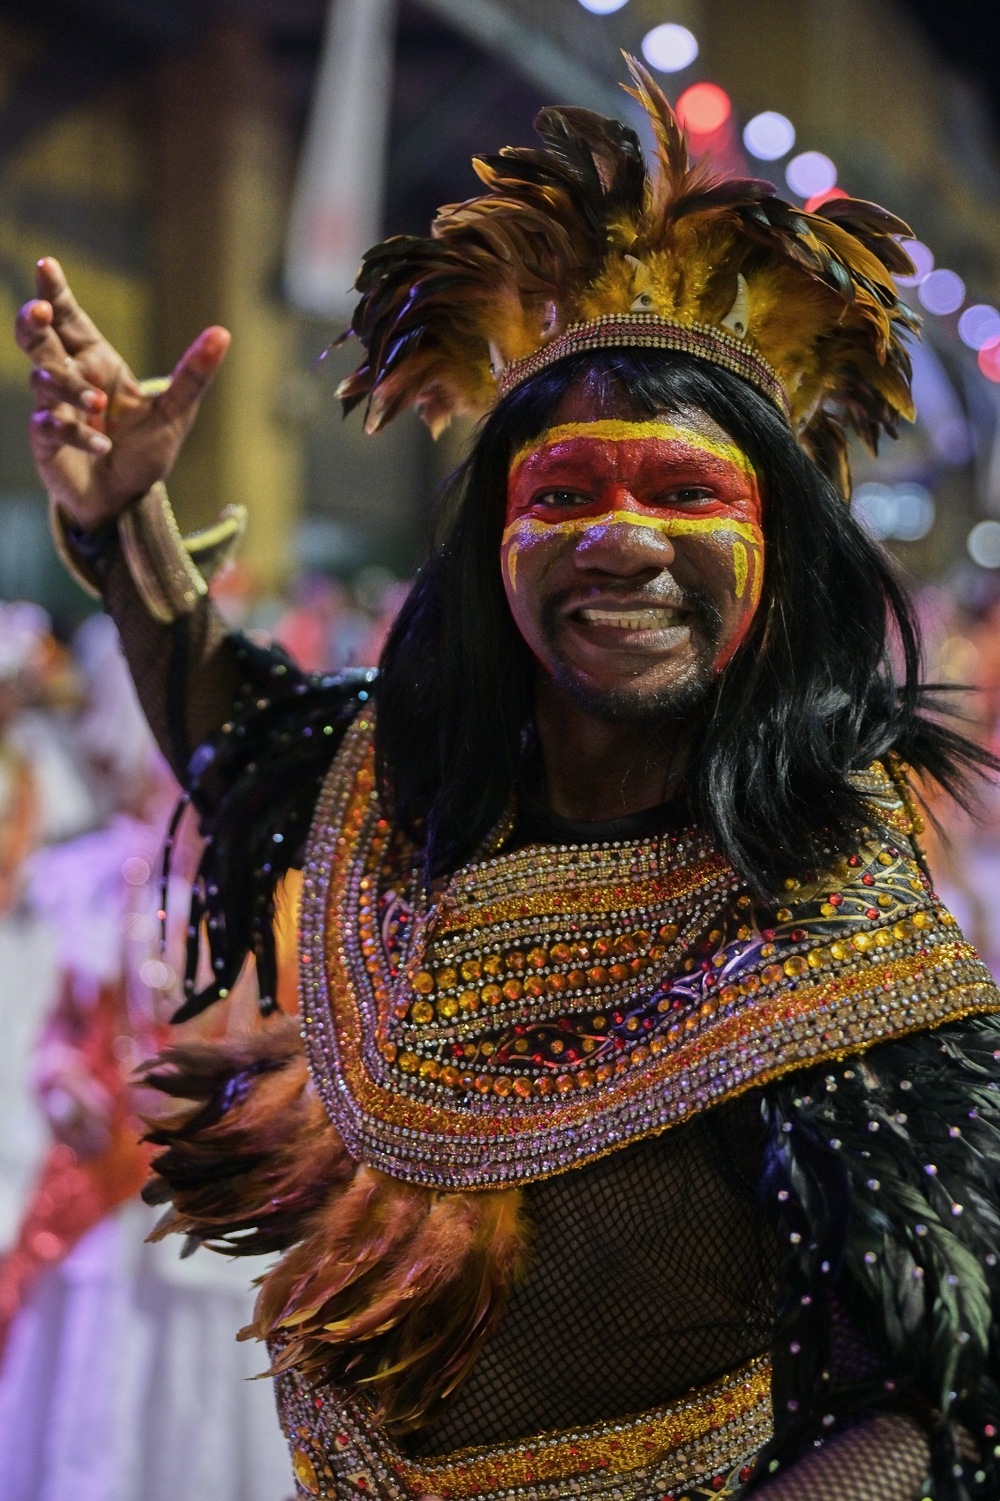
[141,1019,528,1431]
[336,54,919,495]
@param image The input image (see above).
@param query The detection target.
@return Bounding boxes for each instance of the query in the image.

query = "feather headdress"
[337,55,919,493]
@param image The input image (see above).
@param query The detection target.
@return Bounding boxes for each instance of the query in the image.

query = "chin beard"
[549,661,715,725]
[542,590,723,726]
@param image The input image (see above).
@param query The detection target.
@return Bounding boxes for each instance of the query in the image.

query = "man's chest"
[299,718,989,1192]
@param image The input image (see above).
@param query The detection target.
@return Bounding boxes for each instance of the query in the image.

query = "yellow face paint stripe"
[501,511,763,593]
[511,420,756,478]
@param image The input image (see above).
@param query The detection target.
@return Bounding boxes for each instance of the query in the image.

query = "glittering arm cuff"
[51,484,248,623]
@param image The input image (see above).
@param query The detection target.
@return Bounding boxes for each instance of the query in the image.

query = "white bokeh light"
[641,23,698,72]
[968,520,1000,569]
[785,151,837,198]
[918,269,965,316]
[852,482,935,543]
[958,304,1000,350]
[894,240,934,287]
[742,112,795,161]
[577,0,630,12]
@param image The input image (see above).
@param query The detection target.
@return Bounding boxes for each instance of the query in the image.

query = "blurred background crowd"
[2,1,1000,1497]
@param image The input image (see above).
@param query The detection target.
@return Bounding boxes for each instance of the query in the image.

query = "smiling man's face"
[501,381,764,723]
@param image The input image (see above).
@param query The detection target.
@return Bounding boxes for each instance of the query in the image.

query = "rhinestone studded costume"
[144,697,1000,1501]
[299,714,998,1192]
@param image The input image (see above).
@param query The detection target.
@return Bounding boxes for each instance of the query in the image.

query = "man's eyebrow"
[510,419,756,478]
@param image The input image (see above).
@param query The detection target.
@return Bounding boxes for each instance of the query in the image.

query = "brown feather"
[335,52,918,480]
[142,1019,530,1431]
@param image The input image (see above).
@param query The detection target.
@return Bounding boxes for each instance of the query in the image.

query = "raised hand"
[15,257,230,531]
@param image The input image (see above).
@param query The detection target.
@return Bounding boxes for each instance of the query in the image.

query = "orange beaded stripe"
[298,717,1000,1190]
[277,1356,772,1500]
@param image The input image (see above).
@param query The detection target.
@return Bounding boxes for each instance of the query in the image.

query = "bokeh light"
[894,240,934,286]
[785,151,837,198]
[576,0,630,12]
[967,520,1000,568]
[978,339,1000,383]
[139,958,173,989]
[676,83,731,133]
[742,111,795,161]
[641,23,698,72]
[917,269,965,316]
[853,482,935,542]
[958,304,1000,350]
[804,187,849,212]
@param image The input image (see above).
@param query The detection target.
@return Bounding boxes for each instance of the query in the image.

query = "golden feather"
[142,1019,529,1432]
[336,54,919,492]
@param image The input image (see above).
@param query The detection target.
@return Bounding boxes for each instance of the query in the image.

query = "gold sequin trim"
[299,717,1000,1189]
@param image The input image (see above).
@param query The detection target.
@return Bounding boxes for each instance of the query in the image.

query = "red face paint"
[502,412,764,704]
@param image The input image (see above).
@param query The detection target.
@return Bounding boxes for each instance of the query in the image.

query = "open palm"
[15,257,229,529]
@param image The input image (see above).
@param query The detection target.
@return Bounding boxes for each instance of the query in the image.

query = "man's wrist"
[117,482,210,622]
[51,483,248,622]
[49,500,120,598]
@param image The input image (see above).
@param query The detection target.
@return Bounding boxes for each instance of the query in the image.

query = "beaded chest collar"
[299,715,1000,1190]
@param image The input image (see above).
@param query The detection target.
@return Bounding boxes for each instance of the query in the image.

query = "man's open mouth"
[575,605,689,630]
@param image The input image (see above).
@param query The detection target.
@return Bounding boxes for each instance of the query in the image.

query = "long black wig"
[375,347,994,895]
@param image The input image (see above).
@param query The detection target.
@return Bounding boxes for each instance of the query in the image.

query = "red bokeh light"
[978,339,1000,383]
[804,187,849,212]
[676,83,731,134]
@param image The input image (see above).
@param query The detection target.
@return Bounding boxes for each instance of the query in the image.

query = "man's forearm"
[101,543,241,778]
[60,490,245,782]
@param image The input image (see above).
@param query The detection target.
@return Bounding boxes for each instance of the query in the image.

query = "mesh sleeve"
[73,519,243,782]
[754,1412,930,1499]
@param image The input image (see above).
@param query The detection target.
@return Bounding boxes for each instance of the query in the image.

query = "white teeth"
[579,607,686,630]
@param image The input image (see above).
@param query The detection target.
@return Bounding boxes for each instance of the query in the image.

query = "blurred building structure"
[1,0,1000,616]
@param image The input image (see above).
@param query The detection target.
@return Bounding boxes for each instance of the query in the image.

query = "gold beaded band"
[53,487,248,620]
[495,312,791,420]
[278,1355,772,1500]
[119,486,248,623]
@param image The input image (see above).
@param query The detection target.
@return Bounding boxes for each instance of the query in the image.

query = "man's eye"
[662,487,716,507]
[534,489,589,508]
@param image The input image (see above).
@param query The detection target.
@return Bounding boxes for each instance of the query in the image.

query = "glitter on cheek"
[502,523,553,595]
[501,515,609,594]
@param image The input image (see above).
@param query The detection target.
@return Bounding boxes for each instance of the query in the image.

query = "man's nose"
[572,495,676,576]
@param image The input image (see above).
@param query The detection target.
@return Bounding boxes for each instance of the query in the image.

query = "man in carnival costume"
[15,57,1000,1501]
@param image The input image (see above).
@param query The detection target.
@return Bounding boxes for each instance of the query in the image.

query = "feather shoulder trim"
[142,1016,528,1432]
[761,1016,1000,1499]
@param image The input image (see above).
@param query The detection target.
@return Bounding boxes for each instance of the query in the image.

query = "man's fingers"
[35,257,104,356]
[30,405,111,457]
[29,363,107,414]
[14,297,62,359]
[156,325,231,425]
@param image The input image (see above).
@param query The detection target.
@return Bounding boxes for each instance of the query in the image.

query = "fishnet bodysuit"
[97,562,934,1498]
[408,1096,775,1455]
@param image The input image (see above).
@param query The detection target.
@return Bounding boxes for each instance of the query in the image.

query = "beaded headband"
[494,311,791,418]
[337,55,919,494]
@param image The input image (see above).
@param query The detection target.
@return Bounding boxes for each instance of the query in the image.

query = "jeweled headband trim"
[495,312,792,420]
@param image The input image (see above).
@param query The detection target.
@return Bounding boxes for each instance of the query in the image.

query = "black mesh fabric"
[754,1412,931,1499]
[96,538,241,778]
[406,1091,777,1456]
